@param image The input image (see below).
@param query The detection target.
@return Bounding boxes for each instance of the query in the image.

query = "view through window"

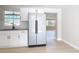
[4,11,20,26]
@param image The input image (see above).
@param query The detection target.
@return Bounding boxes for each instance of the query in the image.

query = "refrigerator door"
[29,13,37,45]
[37,13,46,44]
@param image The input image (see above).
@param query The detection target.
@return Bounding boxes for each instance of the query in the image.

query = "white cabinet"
[0,30,28,48]
[37,8,44,13]
[19,31,28,46]
[28,8,44,13]
[20,8,45,21]
[20,8,28,21]
[0,31,9,47]
[28,8,36,13]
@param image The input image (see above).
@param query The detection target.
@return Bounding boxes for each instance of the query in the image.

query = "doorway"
[46,13,57,46]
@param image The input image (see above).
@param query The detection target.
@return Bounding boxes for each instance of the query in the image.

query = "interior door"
[37,13,46,44]
[29,13,37,45]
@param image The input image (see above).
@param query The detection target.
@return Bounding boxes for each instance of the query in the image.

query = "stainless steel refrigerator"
[28,13,46,47]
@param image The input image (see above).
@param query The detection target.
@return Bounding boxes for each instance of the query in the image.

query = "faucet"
[11,22,15,30]
[12,25,15,30]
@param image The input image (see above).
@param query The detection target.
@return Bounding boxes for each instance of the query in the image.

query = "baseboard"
[62,40,79,50]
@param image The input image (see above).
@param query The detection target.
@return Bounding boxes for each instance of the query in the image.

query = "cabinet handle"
[7,35,10,39]
[18,35,20,39]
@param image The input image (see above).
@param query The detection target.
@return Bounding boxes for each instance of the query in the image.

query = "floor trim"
[62,39,79,50]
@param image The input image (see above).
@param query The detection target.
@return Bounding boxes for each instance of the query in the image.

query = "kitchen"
[0,5,62,49]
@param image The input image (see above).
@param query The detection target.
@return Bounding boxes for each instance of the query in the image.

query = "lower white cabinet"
[0,30,28,48]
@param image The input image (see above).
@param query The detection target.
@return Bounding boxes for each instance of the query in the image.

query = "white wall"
[62,6,79,49]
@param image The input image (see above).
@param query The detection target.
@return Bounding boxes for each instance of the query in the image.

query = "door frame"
[44,8,62,41]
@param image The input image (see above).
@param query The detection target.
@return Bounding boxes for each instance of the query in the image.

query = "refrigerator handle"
[35,20,36,34]
[37,20,38,34]
[35,20,38,34]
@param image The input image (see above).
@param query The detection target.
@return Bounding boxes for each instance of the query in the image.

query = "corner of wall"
[62,39,79,50]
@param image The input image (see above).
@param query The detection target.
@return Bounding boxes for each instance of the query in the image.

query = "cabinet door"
[20,8,28,21]
[7,31,19,47]
[19,31,28,46]
[37,8,44,13]
[10,31,18,43]
[28,8,44,13]
[28,8,36,13]
[0,31,10,48]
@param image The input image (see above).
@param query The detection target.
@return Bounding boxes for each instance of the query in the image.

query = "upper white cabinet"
[37,8,44,13]
[20,8,28,21]
[28,8,36,13]
[20,8,44,21]
[28,8,44,13]
[20,8,45,21]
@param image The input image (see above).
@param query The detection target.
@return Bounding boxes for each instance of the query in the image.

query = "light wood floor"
[0,41,79,53]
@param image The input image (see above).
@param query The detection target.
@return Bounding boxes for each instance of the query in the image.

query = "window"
[46,20,56,26]
[4,11,20,26]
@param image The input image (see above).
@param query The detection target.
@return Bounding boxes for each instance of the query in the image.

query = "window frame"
[4,11,21,26]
